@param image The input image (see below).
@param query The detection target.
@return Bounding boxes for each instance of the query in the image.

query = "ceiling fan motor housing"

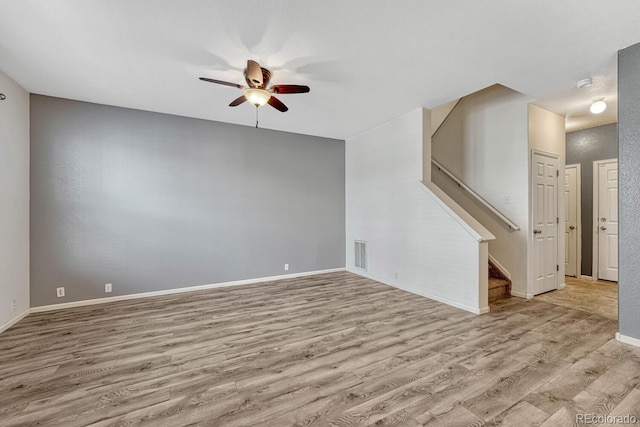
[244,67,271,88]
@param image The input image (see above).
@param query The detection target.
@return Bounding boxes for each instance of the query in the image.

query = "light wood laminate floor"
[1,271,638,426]
[536,277,618,320]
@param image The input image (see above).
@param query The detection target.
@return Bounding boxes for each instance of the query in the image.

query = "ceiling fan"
[199,60,310,113]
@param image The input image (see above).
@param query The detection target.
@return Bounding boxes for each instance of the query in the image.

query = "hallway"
[535,277,617,320]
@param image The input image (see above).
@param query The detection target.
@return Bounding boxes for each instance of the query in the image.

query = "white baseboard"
[511,291,533,299]
[31,268,346,313]
[616,332,640,348]
[580,275,593,280]
[488,254,511,280]
[0,309,30,334]
[348,268,489,315]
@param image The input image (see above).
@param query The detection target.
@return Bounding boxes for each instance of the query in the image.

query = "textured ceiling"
[0,0,638,139]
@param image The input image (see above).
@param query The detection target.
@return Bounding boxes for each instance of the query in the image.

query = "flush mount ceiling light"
[577,78,593,89]
[590,98,607,114]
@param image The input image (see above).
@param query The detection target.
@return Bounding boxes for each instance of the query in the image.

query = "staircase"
[430,91,520,305]
[488,260,511,300]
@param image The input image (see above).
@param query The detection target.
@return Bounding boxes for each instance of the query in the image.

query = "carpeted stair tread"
[488,277,510,289]
[488,259,512,301]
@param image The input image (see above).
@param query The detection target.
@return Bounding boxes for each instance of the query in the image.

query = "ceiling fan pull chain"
[255,106,259,128]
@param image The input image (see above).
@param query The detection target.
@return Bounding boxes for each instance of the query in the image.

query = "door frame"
[528,149,563,298]
[565,163,582,278]
[592,158,618,282]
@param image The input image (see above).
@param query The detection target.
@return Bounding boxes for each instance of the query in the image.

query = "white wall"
[528,104,566,285]
[0,70,30,332]
[346,108,492,314]
[432,85,532,296]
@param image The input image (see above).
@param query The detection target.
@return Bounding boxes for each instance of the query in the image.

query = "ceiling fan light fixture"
[590,98,606,114]
[245,88,271,107]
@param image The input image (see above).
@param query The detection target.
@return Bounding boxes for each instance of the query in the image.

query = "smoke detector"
[577,78,593,89]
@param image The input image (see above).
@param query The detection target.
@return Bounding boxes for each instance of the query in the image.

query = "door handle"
[600,226,607,231]
[533,229,542,234]
[569,225,575,230]
[601,218,607,222]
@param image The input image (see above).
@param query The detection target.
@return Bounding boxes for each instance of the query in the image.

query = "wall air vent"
[354,240,367,271]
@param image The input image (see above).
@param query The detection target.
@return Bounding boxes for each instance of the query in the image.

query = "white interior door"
[597,160,618,281]
[564,165,579,277]
[532,152,559,295]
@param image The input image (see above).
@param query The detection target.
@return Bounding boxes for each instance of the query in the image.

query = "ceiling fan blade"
[229,95,247,107]
[246,60,263,87]
[267,96,288,112]
[199,77,244,89]
[270,85,310,94]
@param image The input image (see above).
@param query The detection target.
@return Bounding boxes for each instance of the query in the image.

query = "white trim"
[580,275,593,280]
[511,291,534,299]
[592,158,618,282]
[616,332,640,348]
[488,254,511,280]
[31,268,346,313]
[558,283,566,289]
[565,163,582,278]
[478,242,489,311]
[576,165,582,278]
[0,309,30,334]
[348,268,489,315]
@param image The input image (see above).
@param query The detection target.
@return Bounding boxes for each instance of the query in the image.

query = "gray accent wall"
[619,42,640,340]
[30,95,345,307]
[566,123,618,276]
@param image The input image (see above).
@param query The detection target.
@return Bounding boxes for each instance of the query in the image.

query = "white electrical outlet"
[11,300,17,312]
[284,263,289,271]
[56,287,65,298]
[105,283,112,293]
